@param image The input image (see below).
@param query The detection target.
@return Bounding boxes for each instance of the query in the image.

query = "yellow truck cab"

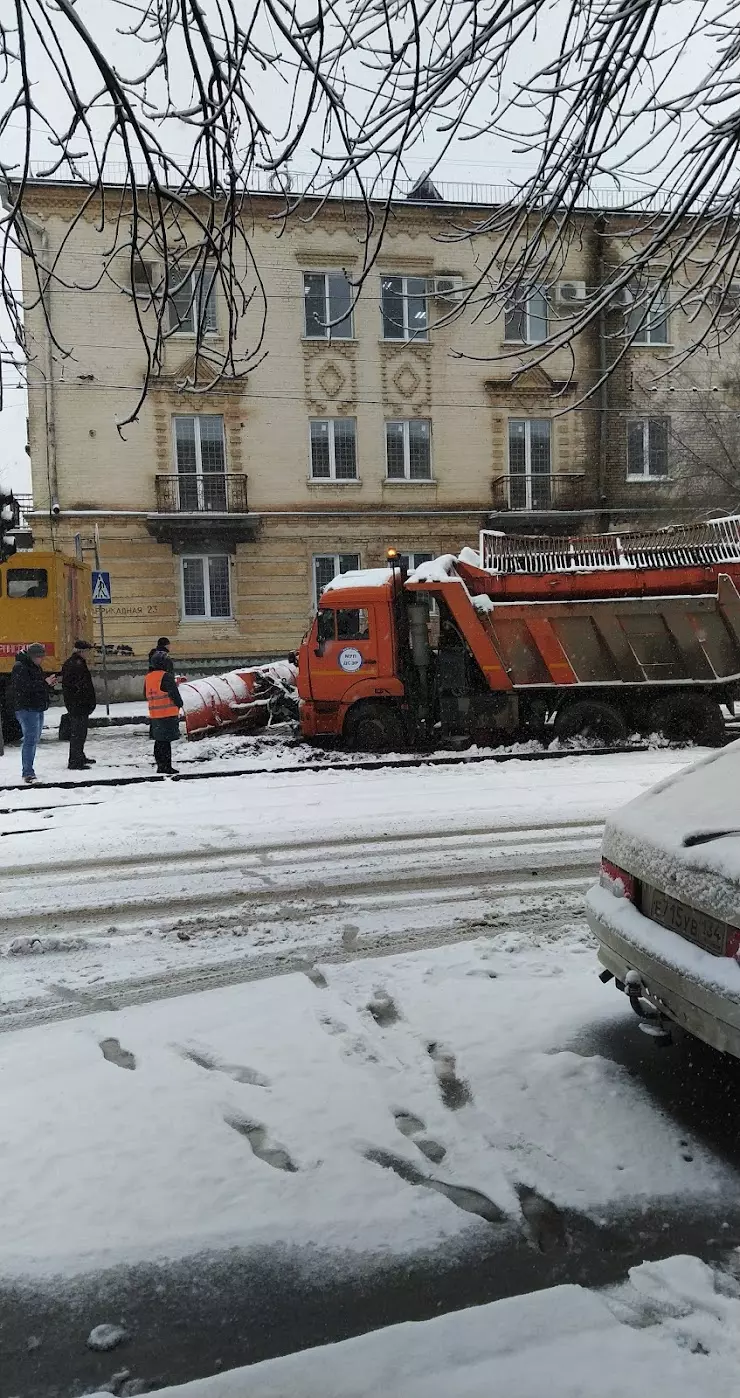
[0,551,93,737]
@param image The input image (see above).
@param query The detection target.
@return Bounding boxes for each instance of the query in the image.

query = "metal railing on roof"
[26,162,686,213]
[480,517,740,574]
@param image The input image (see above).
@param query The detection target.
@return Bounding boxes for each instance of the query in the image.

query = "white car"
[586,742,740,1056]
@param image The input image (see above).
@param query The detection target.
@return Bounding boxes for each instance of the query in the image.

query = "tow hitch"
[624,970,672,1046]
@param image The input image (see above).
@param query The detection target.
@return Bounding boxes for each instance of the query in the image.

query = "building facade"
[19,181,740,685]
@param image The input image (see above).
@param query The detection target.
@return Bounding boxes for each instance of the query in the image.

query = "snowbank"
[95,1254,740,1398]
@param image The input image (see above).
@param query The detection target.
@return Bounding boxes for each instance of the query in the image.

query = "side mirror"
[314,642,325,658]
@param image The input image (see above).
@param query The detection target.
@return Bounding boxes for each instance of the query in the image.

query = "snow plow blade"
[181,661,298,740]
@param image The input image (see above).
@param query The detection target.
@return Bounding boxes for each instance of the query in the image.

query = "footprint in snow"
[516,1184,569,1253]
[99,1038,136,1071]
[225,1116,297,1172]
[427,1041,472,1110]
[365,1147,502,1224]
[394,1110,447,1165]
[178,1045,269,1087]
[366,990,400,1027]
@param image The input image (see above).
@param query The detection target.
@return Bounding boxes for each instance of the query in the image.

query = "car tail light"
[599,858,636,903]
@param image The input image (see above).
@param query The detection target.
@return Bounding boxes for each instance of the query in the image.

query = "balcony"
[146,472,260,546]
[491,472,587,514]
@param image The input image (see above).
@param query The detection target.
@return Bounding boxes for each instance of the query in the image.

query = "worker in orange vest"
[145,648,183,775]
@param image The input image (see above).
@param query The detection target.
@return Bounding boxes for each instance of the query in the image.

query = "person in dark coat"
[147,636,171,665]
[8,643,55,783]
[145,649,183,774]
[61,639,97,770]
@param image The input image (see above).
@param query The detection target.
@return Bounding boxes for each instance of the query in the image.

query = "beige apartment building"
[19,178,740,682]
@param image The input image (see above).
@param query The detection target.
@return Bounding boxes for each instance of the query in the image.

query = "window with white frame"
[504,288,548,343]
[181,555,231,619]
[627,284,669,345]
[627,418,669,478]
[385,420,432,480]
[303,271,353,339]
[399,552,433,572]
[167,264,218,335]
[173,415,226,511]
[508,419,552,509]
[309,419,358,480]
[380,275,428,340]
[313,553,360,604]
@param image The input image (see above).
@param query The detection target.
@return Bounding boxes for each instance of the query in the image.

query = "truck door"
[310,604,379,700]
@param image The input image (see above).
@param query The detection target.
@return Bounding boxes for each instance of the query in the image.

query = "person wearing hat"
[8,643,56,783]
[61,639,97,771]
[145,648,183,775]
[148,636,171,664]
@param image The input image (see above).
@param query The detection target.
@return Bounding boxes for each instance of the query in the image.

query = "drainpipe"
[0,180,59,516]
[594,214,609,523]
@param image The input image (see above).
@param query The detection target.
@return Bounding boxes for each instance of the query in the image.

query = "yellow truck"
[0,551,93,738]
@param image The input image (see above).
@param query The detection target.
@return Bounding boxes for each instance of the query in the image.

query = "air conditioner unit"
[609,285,634,308]
[715,282,740,313]
[131,258,160,299]
[430,275,464,303]
[555,280,587,306]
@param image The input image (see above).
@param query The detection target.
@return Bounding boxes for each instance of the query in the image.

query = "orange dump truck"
[297,519,740,750]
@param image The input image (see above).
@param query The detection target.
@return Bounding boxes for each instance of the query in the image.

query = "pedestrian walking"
[61,639,97,770]
[148,636,171,664]
[145,648,183,774]
[9,643,54,784]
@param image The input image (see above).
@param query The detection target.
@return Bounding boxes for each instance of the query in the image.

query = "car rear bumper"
[586,884,740,1058]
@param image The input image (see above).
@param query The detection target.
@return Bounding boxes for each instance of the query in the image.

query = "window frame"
[504,287,549,344]
[627,284,670,346]
[507,418,553,510]
[309,418,359,481]
[626,417,671,480]
[380,274,429,342]
[167,263,218,337]
[180,553,232,621]
[5,567,48,598]
[302,270,354,340]
[399,552,434,572]
[312,552,361,607]
[172,414,227,512]
[384,419,433,481]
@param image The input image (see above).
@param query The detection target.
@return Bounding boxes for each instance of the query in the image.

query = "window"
[627,285,669,345]
[6,568,48,598]
[313,553,360,604]
[337,608,370,640]
[508,419,552,509]
[303,272,353,339]
[385,420,432,480]
[181,555,231,619]
[132,258,159,300]
[167,264,218,335]
[381,275,428,340]
[504,288,548,343]
[399,552,433,572]
[173,415,226,511]
[310,419,358,480]
[627,418,669,479]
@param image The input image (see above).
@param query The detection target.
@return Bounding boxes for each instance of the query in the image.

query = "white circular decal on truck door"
[338,647,363,673]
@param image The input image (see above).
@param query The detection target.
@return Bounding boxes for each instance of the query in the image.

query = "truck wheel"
[554,700,627,745]
[651,694,725,746]
[344,702,406,753]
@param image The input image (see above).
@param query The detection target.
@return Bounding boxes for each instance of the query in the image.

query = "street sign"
[92,570,112,605]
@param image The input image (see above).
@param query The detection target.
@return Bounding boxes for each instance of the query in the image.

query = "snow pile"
[407,554,461,584]
[458,545,482,566]
[97,1255,740,1398]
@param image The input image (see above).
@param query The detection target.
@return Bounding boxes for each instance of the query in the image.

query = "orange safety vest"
[145,670,180,721]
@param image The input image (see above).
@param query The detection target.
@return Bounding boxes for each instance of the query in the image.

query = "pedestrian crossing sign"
[92,570,112,605]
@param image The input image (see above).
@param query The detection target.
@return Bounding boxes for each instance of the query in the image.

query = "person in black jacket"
[9,643,55,783]
[61,639,97,770]
[145,649,183,774]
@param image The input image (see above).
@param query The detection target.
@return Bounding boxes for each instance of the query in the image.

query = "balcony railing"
[155,472,248,514]
[491,472,586,513]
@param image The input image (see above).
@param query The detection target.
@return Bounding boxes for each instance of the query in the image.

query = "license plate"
[642,884,728,956]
